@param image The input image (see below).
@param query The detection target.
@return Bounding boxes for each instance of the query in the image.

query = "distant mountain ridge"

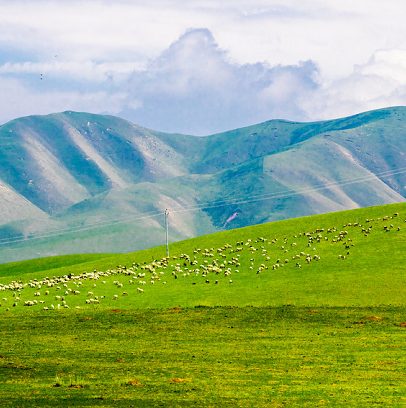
[0,107,405,263]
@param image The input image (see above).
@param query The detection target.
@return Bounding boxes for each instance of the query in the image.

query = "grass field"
[1,202,406,406]
[2,306,406,407]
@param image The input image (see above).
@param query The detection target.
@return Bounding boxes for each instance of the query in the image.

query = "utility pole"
[165,209,169,258]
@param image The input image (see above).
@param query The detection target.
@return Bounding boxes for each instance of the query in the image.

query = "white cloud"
[2,0,406,77]
[118,28,319,134]
[0,27,321,134]
[2,0,406,134]
[0,60,143,82]
[0,75,126,124]
[361,50,406,85]
[305,48,406,121]
[3,26,406,135]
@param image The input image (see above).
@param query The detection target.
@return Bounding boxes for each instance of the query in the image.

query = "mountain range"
[0,107,405,263]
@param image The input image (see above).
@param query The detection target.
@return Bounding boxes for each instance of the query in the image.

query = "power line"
[0,165,405,247]
[165,209,169,258]
[0,210,165,246]
[169,166,406,214]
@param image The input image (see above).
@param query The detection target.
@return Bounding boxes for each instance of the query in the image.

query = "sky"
[2,0,406,135]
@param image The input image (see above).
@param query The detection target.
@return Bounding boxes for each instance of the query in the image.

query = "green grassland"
[1,202,406,406]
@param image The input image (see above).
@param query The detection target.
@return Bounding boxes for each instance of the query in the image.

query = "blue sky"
[2,0,406,135]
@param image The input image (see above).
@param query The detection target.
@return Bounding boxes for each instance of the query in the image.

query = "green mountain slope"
[1,202,405,308]
[0,107,405,263]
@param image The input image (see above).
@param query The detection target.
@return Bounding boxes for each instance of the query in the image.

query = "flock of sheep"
[0,211,403,312]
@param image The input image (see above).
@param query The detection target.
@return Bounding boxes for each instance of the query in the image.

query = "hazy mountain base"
[0,107,405,263]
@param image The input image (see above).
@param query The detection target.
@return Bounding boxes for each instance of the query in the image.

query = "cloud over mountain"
[119,28,319,135]
[302,48,406,121]
[3,19,406,135]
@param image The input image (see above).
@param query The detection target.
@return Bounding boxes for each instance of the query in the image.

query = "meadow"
[1,202,406,407]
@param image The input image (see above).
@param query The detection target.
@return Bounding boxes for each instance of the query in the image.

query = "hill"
[1,202,405,308]
[0,107,405,263]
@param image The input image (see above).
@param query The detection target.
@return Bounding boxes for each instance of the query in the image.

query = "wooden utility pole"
[165,209,169,258]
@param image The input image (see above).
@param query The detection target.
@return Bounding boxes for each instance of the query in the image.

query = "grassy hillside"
[1,202,405,309]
